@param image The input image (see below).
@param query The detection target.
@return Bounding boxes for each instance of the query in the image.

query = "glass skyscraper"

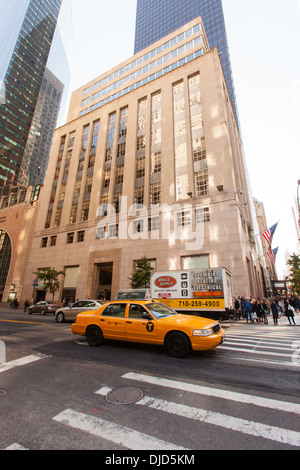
[134,0,239,128]
[0,0,63,186]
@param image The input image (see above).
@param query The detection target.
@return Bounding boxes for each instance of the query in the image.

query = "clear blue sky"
[69,0,300,277]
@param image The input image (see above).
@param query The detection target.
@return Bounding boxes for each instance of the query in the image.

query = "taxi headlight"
[193,328,213,337]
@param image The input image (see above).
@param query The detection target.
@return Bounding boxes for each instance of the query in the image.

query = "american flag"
[267,247,279,266]
[263,223,278,246]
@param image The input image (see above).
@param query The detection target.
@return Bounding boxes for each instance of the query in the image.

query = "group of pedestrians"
[233,295,299,325]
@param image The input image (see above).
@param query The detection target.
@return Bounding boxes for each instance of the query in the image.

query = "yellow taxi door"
[99,303,127,340]
[125,304,157,343]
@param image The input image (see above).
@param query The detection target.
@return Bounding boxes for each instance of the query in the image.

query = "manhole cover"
[106,387,143,405]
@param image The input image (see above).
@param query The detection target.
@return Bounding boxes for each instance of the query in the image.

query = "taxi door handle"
[126,321,132,324]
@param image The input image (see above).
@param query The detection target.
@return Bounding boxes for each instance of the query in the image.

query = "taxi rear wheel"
[165,331,191,358]
[86,325,103,347]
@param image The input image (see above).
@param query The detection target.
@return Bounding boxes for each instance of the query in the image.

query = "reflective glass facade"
[134,0,239,128]
[0,0,63,185]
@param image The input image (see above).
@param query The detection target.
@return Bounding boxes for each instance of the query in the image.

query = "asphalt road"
[0,308,299,454]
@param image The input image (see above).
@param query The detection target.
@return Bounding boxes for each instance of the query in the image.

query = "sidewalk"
[222,314,300,327]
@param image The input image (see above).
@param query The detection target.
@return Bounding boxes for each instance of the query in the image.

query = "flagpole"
[255,247,279,263]
[253,221,280,239]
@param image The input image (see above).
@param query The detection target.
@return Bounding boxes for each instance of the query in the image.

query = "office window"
[133,220,144,234]
[41,237,48,248]
[81,125,90,151]
[176,210,192,227]
[196,207,210,223]
[137,135,146,151]
[150,182,161,205]
[134,187,144,207]
[136,157,145,179]
[68,131,76,149]
[109,224,118,239]
[150,152,161,174]
[115,165,124,185]
[81,201,90,221]
[182,255,209,270]
[67,233,74,244]
[45,211,52,229]
[50,236,57,247]
[77,231,85,243]
[195,169,209,197]
[173,80,188,201]
[149,216,159,232]
[113,194,122,214]
[69,204,78,224]
[117,142,126,158]
[90,120,100,149]
[102,169,111,189]
[54,208,62,227]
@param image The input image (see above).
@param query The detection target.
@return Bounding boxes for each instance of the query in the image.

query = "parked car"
[55,300,104,323]
[71,300,225,357]
[28,301,59,315]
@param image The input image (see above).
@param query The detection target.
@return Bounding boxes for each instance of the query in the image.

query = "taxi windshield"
[146,302,177,319]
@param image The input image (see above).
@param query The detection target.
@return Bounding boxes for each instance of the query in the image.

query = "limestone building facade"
[21,18,265,304]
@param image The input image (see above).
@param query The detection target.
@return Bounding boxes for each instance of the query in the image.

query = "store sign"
[154,276,177,288]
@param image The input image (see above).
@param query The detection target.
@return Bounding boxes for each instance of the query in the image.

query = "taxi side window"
[129,304,148,319]
[102,304,126,317]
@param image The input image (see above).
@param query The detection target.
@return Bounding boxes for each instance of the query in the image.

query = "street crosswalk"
[217,321,300,367]
[4,365,300,450]
[3,322,300,450]
[53,368,300,450]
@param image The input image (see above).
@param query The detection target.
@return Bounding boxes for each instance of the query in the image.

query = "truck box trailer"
[150,268,234,321]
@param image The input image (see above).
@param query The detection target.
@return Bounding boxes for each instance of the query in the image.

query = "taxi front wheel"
[86,326,103,347]
[165,332,191,358]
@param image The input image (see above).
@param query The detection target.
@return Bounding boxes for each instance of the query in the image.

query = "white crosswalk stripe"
[121,372,300,414]
[53,408,188,450]
[218,324,300,366]
[52,364,300,449]
[94,373,300,448]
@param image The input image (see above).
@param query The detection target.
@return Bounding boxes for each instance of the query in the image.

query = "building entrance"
[95,263,113,301]
[0,230,11,302]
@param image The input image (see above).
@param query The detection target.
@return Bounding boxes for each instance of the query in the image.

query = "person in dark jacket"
[284,298,296,325]
[270,299,279,325]
[244,299,253,323]
[256,300,264,323]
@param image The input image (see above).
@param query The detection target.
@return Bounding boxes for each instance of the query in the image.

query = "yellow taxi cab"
[71,300,225,358]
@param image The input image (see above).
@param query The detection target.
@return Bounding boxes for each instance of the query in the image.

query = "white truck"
[150,268,234,321]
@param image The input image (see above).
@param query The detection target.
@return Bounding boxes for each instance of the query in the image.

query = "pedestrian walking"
[244,298,253,323]
[238,294,245,318]
[256,300,264,323]
[270,299,279,325]
[233,297,241,320]
[284,298,296,325]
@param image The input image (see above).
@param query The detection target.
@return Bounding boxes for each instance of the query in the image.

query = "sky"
[68,0,300,278]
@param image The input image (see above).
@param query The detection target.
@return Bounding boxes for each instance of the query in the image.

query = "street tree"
[286,253,300,294]
[129,256,155,288]
[33,268,65,300]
